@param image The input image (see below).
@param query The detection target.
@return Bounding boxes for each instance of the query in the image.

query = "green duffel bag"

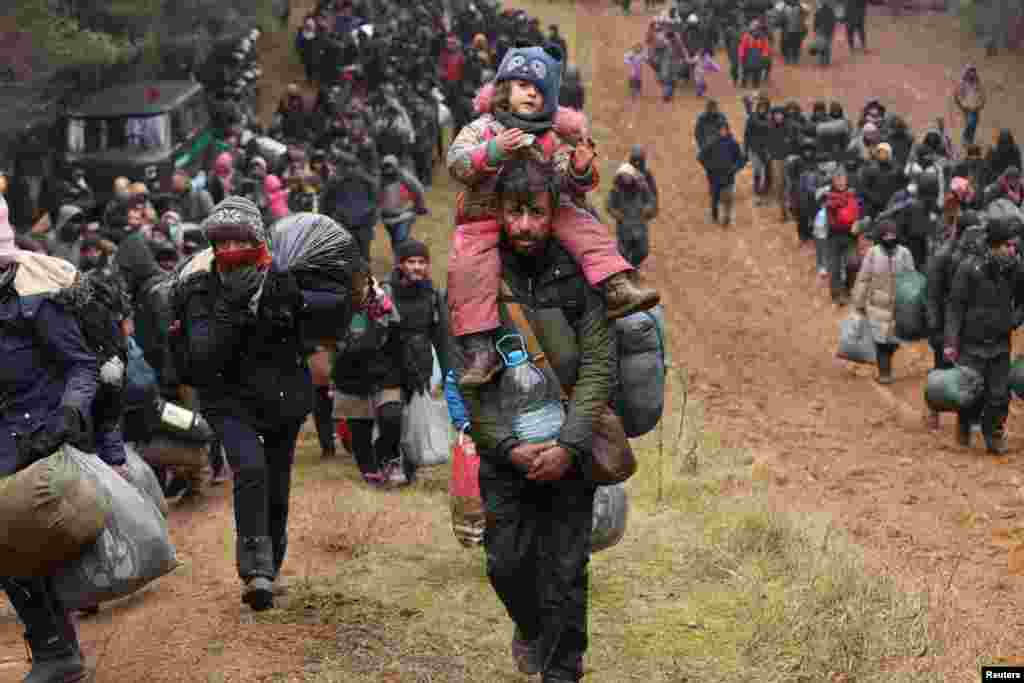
[1010,357,1024,399]
[925,366,985,413]
[894,270,928,341]
[0,448,109,577]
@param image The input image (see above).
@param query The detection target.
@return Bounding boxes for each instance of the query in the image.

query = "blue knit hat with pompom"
[494,44,564,121]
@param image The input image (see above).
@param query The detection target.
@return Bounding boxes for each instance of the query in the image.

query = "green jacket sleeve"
[557,290,615,463]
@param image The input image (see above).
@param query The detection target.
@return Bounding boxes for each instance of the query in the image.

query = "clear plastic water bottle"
[153,397,214,442]
[496,334,565,443]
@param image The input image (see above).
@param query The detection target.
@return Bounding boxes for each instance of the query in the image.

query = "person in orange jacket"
[738,21,772,89]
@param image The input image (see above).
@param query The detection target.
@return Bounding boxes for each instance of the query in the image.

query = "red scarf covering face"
[215,243,272,271]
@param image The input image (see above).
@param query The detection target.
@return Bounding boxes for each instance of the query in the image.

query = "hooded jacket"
[945,246,1024,356]
[0,254,100,476]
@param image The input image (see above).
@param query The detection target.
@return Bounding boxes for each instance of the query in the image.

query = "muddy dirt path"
[578,3,1024,674]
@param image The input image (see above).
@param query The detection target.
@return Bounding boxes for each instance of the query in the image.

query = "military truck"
[58,80,215,202]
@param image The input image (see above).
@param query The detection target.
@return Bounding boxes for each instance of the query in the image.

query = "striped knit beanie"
[201,196,266,245]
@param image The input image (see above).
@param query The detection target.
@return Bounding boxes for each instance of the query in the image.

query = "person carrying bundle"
[0,195,100,683]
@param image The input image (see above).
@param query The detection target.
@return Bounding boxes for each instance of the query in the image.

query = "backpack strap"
[500,279,569,401]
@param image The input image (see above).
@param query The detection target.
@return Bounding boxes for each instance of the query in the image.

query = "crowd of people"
[0,0,669,681]
[694,59,1023,456]
[628,0,869,101]
[11,0,1017,680]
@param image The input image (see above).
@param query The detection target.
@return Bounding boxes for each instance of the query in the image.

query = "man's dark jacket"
[463,240,614,479]
[945,252,1024,356]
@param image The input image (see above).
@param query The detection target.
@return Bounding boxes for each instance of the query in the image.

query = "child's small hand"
[494,128,526,156]
[572,136,597,174]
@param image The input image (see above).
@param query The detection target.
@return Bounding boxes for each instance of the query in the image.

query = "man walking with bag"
[461,159,619,683]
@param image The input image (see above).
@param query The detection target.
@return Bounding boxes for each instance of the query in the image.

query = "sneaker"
[242,577,274,611]
[603,272,660,319]
[511,627,542,675]
[384,461,409,487]
[987,433,1009,455]
[957,423,972,448]
[362,471,388,488]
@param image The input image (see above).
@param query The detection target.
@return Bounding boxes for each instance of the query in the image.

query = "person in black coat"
[694,99,728,152]
[844,0,867,51]
[174,197,316,611]
[944,217,1024,454]
[0,200,100,682]
[699,122,746,226]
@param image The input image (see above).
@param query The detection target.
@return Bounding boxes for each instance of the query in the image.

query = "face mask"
[880,238,898,250]
[215,244,269,270]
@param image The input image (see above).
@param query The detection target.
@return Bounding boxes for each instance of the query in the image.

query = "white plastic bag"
[400,347,451,467]
[813,207,828,240]
[54,446,177,609]
[836,314,877,365]
[592,484,629,553]
[122,445,169,518]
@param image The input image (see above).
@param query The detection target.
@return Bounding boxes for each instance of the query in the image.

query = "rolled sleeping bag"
[613,305,668,438]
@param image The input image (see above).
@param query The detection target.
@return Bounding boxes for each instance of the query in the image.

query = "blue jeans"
[963,110,979,145]
[384,217,414,258]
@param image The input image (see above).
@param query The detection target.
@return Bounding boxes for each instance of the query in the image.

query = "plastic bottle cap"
[506,349,527,366]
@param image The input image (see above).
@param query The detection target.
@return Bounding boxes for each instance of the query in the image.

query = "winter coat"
[462,240,614,476]
[380,269,450,394]
[851,244,916,344]
[945,252,1024,356]
[264,175,289,220]
[825,189,860,234]
[738,32,772,67]
[0,259,100,477]
[695,111,729,151]
[743,112,774,155]
[173,186,216,224]
[859,161,906,218]
[378,169,427,223]
[925,237,962,339]
[332,293,403,396]
[174,252,312,432]
[699,133,746,182]
[447,89,597,224]
[814,4,836,36]
[322,169,379,228]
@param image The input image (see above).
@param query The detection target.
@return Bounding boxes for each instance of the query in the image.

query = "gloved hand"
[415,205,430,216]
[16,406,88,468]
[259,270,303,329]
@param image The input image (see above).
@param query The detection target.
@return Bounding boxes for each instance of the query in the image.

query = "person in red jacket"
[738,22,772,88]
[439,34,466,120]
[824,168,861,304]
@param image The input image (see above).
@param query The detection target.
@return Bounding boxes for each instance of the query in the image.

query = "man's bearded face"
[499,191,554,256]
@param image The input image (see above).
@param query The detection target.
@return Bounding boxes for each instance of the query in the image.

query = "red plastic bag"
[449,430,485,548]
[335,418,353,454]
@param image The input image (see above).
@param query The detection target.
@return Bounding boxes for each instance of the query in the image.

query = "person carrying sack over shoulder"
[0,195,101,683]
[460,158,627,683]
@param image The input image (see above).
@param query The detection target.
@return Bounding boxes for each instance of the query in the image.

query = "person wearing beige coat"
[851,220,916,384]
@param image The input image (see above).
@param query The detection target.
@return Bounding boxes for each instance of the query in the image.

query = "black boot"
[876,348,893,385]
[956,415,973,448]
[237,536,275,611]
[3,578,90,683]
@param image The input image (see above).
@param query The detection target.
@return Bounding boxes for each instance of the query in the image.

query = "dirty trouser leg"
[481,475,544,642]
[827,232,853,299]
[314,386,335,454]
[553,203,633,286]
[960,350,1011,446]
[535,483,595,682]
[215,416,301,580]
[448,219,502,337]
